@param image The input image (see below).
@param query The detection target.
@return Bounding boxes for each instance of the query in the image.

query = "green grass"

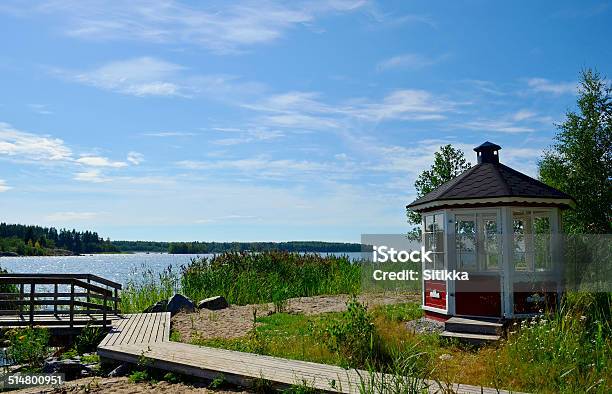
[192,311,345,365]
[188,296,611,393]
[121,265,181,313]
[121,252,361,313]
[181,251,361,305]
[485,292,612,393]
[372,302,423,323]
[81,353,100,364]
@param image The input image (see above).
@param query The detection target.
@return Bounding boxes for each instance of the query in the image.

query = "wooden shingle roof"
[407,142,575,211]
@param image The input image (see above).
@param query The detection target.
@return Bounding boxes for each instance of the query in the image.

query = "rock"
[143,299,168,313]
[405,317,444,334]
[42,357,87,380]
[108,362,131,377]
[166,294,195,315]
[197,296,229,310]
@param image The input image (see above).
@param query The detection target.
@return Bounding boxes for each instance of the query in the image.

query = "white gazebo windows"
[456,216,476,270]
[483,216,500,270]
[512,209,553,272]
[455,212,501,271]
[423,213,445,270]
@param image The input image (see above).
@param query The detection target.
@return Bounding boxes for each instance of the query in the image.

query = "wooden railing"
[0,274,122,328]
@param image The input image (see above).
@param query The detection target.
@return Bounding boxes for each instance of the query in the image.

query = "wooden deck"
[0,313,119,328]
[98,313,524,394]
[98,312,170,347]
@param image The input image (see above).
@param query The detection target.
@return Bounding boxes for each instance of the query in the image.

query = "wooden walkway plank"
[110,313,139,346]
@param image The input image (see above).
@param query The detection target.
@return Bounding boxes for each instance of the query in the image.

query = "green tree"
[538,69,612,234]
[406,144,471,228]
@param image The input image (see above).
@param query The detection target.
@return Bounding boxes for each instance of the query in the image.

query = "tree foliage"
[406,144,472,226]
[0,223,117,255]
[538,69,612,234]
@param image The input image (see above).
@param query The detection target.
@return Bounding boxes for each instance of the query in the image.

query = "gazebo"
[407,142,574,324]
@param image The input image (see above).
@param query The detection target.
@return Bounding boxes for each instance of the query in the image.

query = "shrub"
[128,370,150,383]
[320,297,382,366]
[491,292,611,392]
[7,327,50,368]
[74,325,107,354]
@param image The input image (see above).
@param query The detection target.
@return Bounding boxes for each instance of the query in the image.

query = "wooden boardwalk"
[98,312,170,347]
[98,313,524,394]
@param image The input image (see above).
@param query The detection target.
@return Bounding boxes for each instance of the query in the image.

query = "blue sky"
[0,1,610,242]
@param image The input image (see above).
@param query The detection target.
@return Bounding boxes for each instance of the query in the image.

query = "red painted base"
[424,310,449,322]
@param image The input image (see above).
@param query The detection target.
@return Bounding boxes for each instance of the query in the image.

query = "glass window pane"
[486,252,499,269]
[435,252,445,270]
[434,214,444,231]
[534,233,551,270]
[435,231,445,253]
[514,251,527,271]
[425,215,434,233]
[534,216,550,234]
[459,252,476,270]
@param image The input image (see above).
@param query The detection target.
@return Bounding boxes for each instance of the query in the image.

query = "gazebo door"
[454,211,503,317]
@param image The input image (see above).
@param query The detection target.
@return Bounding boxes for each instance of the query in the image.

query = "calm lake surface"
[0,252,364,285]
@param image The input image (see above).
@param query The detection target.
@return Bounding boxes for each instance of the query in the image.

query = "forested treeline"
[111,240,169,253]
[167,241,362,253]
[0,223,118,256]
[112,240,362,254]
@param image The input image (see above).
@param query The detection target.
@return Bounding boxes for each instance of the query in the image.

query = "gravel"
[405,317,444,334]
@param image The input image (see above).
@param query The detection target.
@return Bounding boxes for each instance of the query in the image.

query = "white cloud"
[527,78,577,95]
[210,127,284,145]
[376,53,446,71]
[28,104,53,115]
[45,211,99,221]
[243,89,455,133]
[511,109,536,122]
[56,58,264,100]
[73,169,110,183]
[127,151,144,165]
[457,119,535,133]
[195,214,259,224]
[65,57,185,97]
[0,122,72,162]
[0,180,11,192]
[76,155,128,168]
[19,0,369,53]
[351,89,453,121]
[176,156,337,180]
[142,131,197,137]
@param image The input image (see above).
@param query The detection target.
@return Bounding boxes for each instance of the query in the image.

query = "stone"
[197,296,229,310]
[143,299,168,313]
[108,362,131,377]
[166,294,195,315]
[42,357,87,380]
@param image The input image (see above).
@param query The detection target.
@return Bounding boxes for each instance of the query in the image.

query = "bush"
[128,370,150,383]
[492,292,611,392]
[320,297,382,366]
[74,325,107,354]
[7,327,50,368]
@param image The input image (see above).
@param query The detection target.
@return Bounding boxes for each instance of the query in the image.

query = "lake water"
[0,252,364,285]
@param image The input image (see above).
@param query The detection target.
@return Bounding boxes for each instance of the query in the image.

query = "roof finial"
[474,141,501,164]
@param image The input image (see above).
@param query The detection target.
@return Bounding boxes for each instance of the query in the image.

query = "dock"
[0,273,121,330]
[98,313,523,394]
